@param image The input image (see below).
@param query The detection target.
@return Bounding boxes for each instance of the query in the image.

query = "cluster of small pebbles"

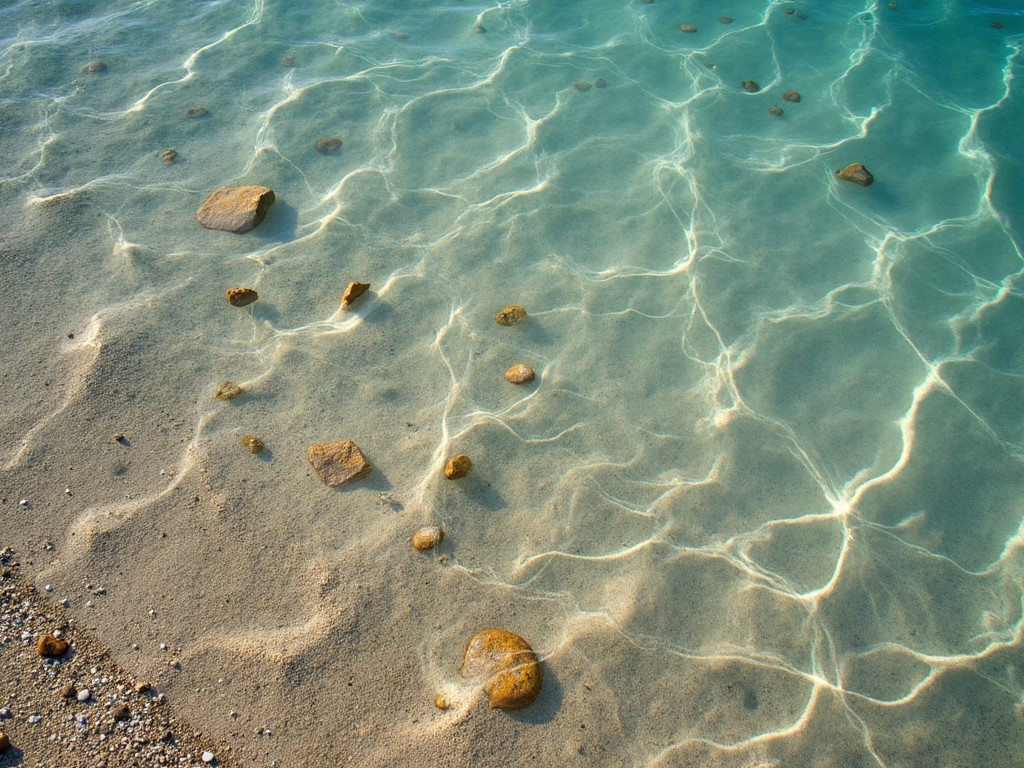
[0,550,230,766]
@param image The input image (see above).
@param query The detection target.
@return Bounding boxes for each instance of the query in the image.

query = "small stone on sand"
[460,628,543,710]
[594,78,607,88]
[82,59,107,74]
[196,185,275,233]
[37,634,69,658]
[504,364,535,385]
[742,80,760,92]
[718,16,734,23]
[280,54,299,68]
[315,137,343,154]
[77,689,91,702]
[307,440,372,487]
[495,304,527,326]
[111,703,130,721]
[836,162,874,186]
[796,11,808,19]
[782,90,801,102]
[677,24,697,32]
[412,526,444,551]
[242,435,264,455]
[0,732,9,753]
[434,696,450,710]
[161,149,178,164]
[185,107,208,119]
[341,281,370,309]
[215,381,244,401]
[444,454,473,479]
[574,81,592,91]
[768,105,783,116]
[226,287,259,307]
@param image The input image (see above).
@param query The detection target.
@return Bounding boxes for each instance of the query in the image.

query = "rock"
[784,8,795,14]
[60,683,76,699]
[434,696,450,710]
[474,24,487,33]
[742,80,760,92]
[495,305,527,326]
[315,137,343,154]
[768,105,783,116]
[460,628,542,710]
[185,106,208,119]
[796,10,808,19]
[161,149,178,164]
[215,381,244,401]
[196,185,276,233]
[134,681,151,694]
[77,688,91,702]
[991,21,1004,29]
[836,162,874,187]
[37,634,69,658]
[782,90,801,102]
[341,281,370,309]
[718,16,734,23]
[574,81,592,91]
[412,526,444,551]
[111,703,130,721]
[82,59,107,74]
[0,732,8,753]
[242,435,264,455]
[307,440,372,487]
[504,364,535,385]
[594,78,607,89]
[280,54,299,68]
[444,454,473,479]
[677,24,697,32]
[226,287,259,307]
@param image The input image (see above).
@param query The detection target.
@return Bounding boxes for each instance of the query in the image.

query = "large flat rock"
[195,185,275,233]
[307,440,372,487]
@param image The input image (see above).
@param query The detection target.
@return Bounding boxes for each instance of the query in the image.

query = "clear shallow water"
[2,0,1024,765]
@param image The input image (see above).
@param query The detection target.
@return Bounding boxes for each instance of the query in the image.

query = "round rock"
[226,287,259,307]
[504,364,535,385]
[495,304,527,326]
[161,149,178,164]
[82,59,107,74]
[444,454,473,479]
[196,185,276,234]
[37,634,69,658]
[782,90,801,102]
[768,105,783,116]
[677,24,697,32]
[185,106,208,119]
[742,80,760,92]
[242,435,264,455]
[341,281,370,309]
[574,81,592,92]
[412,526,444,551]
[460,628,543,710]
[0,732,9,753]
[836,162,874,187]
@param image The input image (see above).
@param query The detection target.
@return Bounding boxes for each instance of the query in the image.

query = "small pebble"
[242,435,265,455]
[504,363,536,385]
[37,634,69,657]
[202,750,215,763]
[434,696,450,710]
[495,304,527,326]
[315,137,343,154]
[161,149,178,164]
[594,78,607,89]
[65,487,72,495]
[574,81,592,91]
[44,584,52,592]
[718,16,734,23]
[77,689,91,702]
[111,703,130,721]
[0,709,10,719]
[185,106,208,119]
[215,381,244,401]
[27,714,41,724]
[341,280,370,309]
[796,10,808,19]
[473,24,486,33]
[411,526,444,551]
[82,59,107,74]
[742,80,760,92]
[159,642,168,650]
[226,287,259,307]
[677,23,697,33]
[768,105,783,116]
[0,732,9,752]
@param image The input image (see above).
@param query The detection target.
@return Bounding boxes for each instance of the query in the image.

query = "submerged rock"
[315,137,343,154]
[161,149,178,164]
[460,628,543,710]
[185,106,208,119]
[768,105,783,116]
[226,287,259,307]
[196,185,275,233]
[742,80,760,92]
[782,90,801,102]
[307,440,372,487]
[718,16,734,23]
[594,78,607,89]
[504,364,535,385]
[836,163,874,187]
[677,23,698,33]
[495,304,527,326]
[341,281,370,309]
[242,435,264,455]
[215,381,244,401]
[280,54,299,68]
[412,526,444,551]
[37,634,69,658]
[82,59,107,74]
[444,454,473,479]
[574,81,592,92]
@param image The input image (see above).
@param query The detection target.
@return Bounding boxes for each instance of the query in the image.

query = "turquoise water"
[2,1,1024,765]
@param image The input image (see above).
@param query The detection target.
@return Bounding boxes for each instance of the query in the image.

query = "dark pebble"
[82,59,107,74]
[474,24,487,33]
[768,105,783,116]
[574,81,592,91]
[315,137,343,154]
[678,23,698,32]
[742,80,760,92]
[280,54,299,68]
[718,16,734,24]
[991,21,1004,29]
[185,106,208,119]
[594,78,607,89]
[782,90,801,102]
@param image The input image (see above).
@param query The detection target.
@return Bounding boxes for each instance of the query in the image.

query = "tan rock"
[242,435,264,455]
[677,24,697,32]
[460,628,542,710]
[226,287,259,307]
[315,137,343,154]
[37,634,69,658]
[504,363,535,385]
[495,304,527,326]
[444,454,472,479]
[196,185,276,233]
[82,59,107,74]
[307,440,372,487]
[215,381,244,401]
[434,695,450,710]
[768,105,783,117]
[341,281,370,309]
[412,526,444,551]
[836,162,874,187]
[161,149,178,164]
[782,90,801,102]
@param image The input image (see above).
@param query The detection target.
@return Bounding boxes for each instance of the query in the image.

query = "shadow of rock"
[0,744,25,766]
[253,200,299,243]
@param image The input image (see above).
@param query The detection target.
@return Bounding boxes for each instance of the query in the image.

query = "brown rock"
[504,364,535,385]
[444,454,473,479]
[215,381,244,401]
[161,149,178,164]
[280,54,299,68]
[742,80,760,92]
[768,105,783,116]
[111,703,130,721]
[196,185,276,233]
[226,287,259,307]
[574,81,592,92]
[341,281,370,309]
[782,90,801,102]
[185,106,208,119]
[594,78,607,89]
[412,526,444,551]
[307,440,372,487]
[0,732,8,753]
[495,304,527,326]
[315,137,343,154]
[718,16,734,23]
[82,59,107,74]
[836,162,874,187]
[677,24,697,32]
[460,628,542,710]
[134,680,152,694]
[242,435,264,455]
[37,634,69,658]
